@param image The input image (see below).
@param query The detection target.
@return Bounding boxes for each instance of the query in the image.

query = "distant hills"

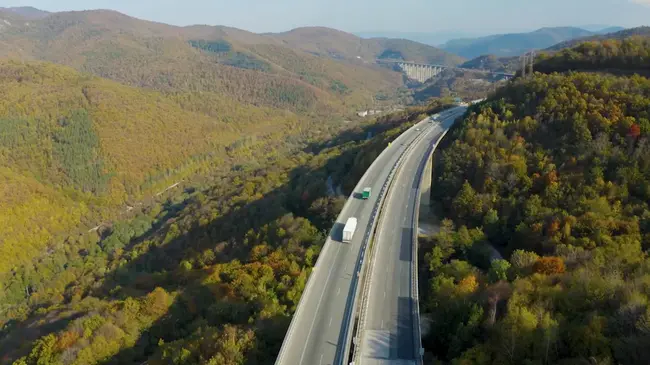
[0,6,50,19]
[272,27,464,65]
[546,26,650,50]
[0,7,465,276]
[355,31,483,48]
[458,25,650,74]
[441,26,624,58]
[460,54,520,73]
[0,8,462,112]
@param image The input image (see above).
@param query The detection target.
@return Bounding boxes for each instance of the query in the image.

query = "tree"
[452,181,483,224]
[509,250,539,276]
[533,257,565,275]
[488,259,511,283]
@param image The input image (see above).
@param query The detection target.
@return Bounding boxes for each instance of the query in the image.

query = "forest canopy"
[0,88,452,364]
[421,39,650,365]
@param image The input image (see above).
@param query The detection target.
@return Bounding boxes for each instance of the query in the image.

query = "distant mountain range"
[546,26,650,51]
[458,26,648,74]
[355,31,485,47]
[267,27,464,65]
[0,6,466,280]
[441,26,626,58]
[0,6,50,19]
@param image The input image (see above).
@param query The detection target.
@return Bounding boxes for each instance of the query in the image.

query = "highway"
[357,107,467,364]
[275,107,462,365]
[276,105,467,365]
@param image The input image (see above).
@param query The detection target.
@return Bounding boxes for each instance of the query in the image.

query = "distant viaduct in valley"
[376,59,515,83]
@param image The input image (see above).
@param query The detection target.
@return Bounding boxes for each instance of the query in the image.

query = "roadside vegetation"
[421,37,650,365]
[0,93,452,364]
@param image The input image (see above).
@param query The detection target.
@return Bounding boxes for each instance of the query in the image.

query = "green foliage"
[52,109,111,193]
[0,12,414,116]
[329,80,349,94]
[536,37,650,75]
[221,52,271,72]
[188,39,232,54]
[422,38,650,364]
[1,100,435,364]
[0,59,324,275]
[488,259,511,283]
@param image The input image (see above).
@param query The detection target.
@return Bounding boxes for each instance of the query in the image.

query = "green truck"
[362,187,372,200]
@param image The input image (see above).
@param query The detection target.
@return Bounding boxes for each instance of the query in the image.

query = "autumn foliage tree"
[422,37,650,365]
[533,256,566,275]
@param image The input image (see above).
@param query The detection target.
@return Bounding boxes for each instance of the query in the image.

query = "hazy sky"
[3,0,650,34]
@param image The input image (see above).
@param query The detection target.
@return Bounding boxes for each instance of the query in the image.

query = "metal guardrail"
[276,108,462,365]
[341,120,435,365]
[351,118,438,364]
[275,147,388,365]
[411,125,453,363]
[350,108,464,365]
[275,115,429,365]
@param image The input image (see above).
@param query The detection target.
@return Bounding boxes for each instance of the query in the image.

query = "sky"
[2,0,650,35]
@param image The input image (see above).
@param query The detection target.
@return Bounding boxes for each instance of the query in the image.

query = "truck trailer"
[342,217,358,243]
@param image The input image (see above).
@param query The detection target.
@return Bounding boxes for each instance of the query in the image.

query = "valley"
[0,3,649,365]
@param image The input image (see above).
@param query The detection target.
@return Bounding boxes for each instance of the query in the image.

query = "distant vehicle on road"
[362,187,371,199]
[342,217,357,243]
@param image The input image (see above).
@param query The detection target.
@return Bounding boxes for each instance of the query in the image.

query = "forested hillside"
[421,38,650,364]
[0,98,452,364]
[0,9,408,114]
[0,59,321,276]
[264,27,464,66]
[460,55,520,74]
[0,9,463,114]
[413,69,505,102]
[0,6,454,297]
[442,27,595,58]
[546,26,650,51]
[535,36,650,75]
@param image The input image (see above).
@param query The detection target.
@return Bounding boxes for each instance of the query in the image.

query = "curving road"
[275,109,460,365]
[357,107,467,364]
[276,105,467,365]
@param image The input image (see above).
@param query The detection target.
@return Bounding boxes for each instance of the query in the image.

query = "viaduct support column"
[420,153,433,214]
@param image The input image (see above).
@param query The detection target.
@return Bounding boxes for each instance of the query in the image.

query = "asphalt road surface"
[275,113,450,365]
[358,107,467,365]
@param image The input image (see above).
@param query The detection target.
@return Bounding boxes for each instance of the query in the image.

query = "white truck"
[342,217,358,243]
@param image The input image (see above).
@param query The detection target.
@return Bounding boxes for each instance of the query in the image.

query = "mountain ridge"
[546,25,650,51]
[442,26,596,58]
[0,6,50,20]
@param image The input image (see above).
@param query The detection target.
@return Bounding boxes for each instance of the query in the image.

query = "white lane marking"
[336,287,340,296]
[299,243,343,365]
[384,291,386,298]
[344,264,348,272]
[319,354,324,365]
[329,317,332,327]
[381,320,384,329]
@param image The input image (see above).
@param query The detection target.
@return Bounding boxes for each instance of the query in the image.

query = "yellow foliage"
[457,274,479,295]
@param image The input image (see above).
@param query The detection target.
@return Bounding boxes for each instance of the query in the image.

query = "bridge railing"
[410,124,456,364]
[275,122,404,364]
[351,116,441,364]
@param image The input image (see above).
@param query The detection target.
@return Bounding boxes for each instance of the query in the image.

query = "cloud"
[630,0,650,6]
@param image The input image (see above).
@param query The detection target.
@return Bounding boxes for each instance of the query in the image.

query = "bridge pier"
[390,60,515,83]
[419,154,432,216]
[397,62,444,83]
